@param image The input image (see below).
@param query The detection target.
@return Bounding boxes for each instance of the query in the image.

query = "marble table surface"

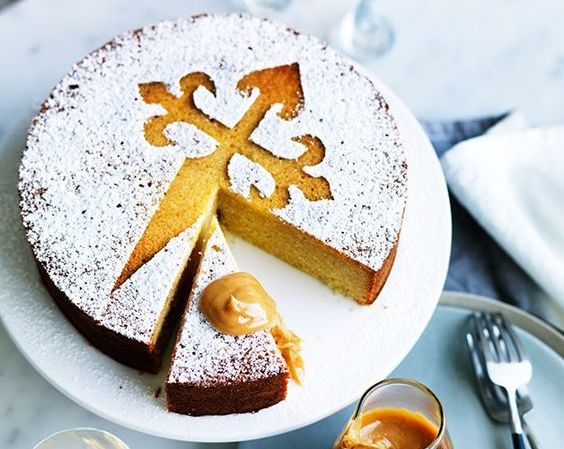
[1,0,563,447]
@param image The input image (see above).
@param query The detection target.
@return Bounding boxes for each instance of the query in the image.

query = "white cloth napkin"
[441,112,564,312]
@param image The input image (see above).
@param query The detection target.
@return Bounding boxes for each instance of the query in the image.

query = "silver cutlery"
[466,321,539,449]
[469,312,533,449]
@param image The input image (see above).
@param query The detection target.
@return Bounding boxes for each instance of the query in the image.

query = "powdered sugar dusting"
[250,105,305,159]
[99,220,202,343]
[18,14,406,351]
[164,122,217,158]
[168,222,287,385]
[193,83,260,129]
[227,153,275,199]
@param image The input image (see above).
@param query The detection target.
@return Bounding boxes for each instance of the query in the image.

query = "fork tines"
[472,312,529,365]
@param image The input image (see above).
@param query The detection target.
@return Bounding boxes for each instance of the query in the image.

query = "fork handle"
[506,388,527,449]
[512,433,527,449]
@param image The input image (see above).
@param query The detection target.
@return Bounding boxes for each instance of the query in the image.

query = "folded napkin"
[433,113,564,327]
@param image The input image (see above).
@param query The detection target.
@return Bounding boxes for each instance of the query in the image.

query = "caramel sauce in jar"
[337,407,449,449]
[201,272,304,384]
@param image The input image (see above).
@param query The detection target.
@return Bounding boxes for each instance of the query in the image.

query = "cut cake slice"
[166,217,289,415]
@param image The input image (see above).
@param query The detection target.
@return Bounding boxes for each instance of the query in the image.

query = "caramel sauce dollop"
[200,272,304,384]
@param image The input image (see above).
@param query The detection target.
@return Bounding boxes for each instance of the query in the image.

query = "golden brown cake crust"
[166,373,289,416]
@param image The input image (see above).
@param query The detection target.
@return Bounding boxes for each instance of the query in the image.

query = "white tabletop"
[1,0,563,448]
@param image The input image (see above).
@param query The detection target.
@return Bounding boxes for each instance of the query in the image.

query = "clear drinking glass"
[242,0,292,14]
[335,0,395,61]
[334,378,453,449]
[33,428,130,449]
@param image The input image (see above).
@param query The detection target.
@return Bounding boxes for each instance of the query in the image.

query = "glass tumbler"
[334,378,453,449]
[34,428,130,449]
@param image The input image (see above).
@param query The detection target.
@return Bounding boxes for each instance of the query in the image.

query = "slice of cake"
[166,218,289,415]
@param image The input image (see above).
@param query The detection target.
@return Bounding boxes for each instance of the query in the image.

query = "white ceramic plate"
[0,77,451,442]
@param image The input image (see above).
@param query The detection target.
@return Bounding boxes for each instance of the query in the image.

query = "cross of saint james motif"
[115,63,333,288]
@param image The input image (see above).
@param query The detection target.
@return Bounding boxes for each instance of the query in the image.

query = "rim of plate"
[440,291,564,356]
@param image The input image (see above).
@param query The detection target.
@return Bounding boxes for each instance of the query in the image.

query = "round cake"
[18,14,408,414]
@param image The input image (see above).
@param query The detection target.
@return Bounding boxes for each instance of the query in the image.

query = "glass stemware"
[242,0,292,15]
[334,0,395,61]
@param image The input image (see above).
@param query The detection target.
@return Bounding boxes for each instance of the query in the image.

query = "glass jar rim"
[352,377,447,449]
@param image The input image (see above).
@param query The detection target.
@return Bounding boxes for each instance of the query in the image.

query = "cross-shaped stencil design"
[115,63,332,288]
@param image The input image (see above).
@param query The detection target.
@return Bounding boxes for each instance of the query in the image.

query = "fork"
[472,312,533,449]
[466,323,539,449]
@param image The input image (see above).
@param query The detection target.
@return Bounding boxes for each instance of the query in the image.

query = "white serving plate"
[0,72,451,441]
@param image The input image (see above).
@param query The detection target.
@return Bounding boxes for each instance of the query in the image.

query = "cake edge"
[166,372,289,416]
[35,250,200,373]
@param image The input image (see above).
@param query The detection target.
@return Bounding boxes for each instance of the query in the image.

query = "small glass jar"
[334,378,453,449]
